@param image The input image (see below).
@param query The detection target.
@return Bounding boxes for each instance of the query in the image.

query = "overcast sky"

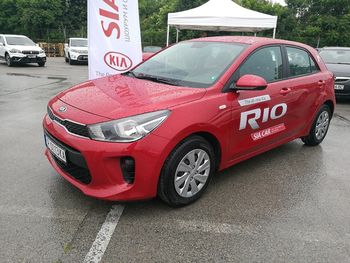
[270,0,286,6]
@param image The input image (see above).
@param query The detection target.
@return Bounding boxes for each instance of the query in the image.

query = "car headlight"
[9,49,21,53]
[87,110,171,142]
[70,49,79,53]
[39,49,45,54]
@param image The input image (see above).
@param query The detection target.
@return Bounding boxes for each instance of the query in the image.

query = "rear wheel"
[302,104,331,146]
[5,53,13,67]
[38,61,45,67]
[158,136,215,207]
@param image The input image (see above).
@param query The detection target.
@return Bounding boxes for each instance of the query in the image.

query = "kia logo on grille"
[59,106,67,112]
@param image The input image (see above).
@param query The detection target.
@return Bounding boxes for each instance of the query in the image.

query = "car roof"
[189,36,314,49]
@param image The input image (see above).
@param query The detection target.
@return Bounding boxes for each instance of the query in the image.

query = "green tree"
[17,0,63,40]
[286,0,350,47]
[0,0,21,34]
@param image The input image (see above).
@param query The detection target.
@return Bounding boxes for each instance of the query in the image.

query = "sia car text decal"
[251,123,286,141]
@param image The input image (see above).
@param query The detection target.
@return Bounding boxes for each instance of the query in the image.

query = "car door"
[282,45,327,131]
[228,45,298,162]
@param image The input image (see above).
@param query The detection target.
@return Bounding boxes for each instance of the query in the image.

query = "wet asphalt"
[0,58,349,263]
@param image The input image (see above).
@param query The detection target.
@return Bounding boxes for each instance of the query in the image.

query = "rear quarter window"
[286,47,320,77]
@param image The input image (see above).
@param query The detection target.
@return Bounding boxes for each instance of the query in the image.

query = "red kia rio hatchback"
[43,36,335,206]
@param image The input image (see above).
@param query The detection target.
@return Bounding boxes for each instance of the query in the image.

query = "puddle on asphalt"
[334,113,350,126]
[6,73,67,82]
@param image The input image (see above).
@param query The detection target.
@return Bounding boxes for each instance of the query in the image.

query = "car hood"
[58,75,206,120]
[7,45,43,51]
[70,47,88,51]
[325,63,350,77]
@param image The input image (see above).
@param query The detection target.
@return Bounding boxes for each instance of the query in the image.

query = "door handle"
[280,87,291,95]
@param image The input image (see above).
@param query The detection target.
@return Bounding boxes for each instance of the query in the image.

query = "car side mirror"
[232,75,268,91]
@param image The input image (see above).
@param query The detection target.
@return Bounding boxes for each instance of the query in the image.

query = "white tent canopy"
[167,0,278,45]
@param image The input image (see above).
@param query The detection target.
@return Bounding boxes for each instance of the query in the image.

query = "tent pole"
[176,29,179,43]
[273,27,276,39]
[166,25,170,46]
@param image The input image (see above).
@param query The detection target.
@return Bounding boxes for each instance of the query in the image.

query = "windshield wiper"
[122,71,137,78]
[336,62,350,65]
[125,73,181,86]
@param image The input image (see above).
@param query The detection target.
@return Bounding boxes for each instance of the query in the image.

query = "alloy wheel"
[174,149,210,198]
[315,111,330,140]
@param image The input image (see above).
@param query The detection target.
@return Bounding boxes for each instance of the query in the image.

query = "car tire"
[65,56,69,63]
[69,55,75,65]
[38,62,45,67]
[5,53,13,67]
[301,104,331,146]
[158,136,215,207]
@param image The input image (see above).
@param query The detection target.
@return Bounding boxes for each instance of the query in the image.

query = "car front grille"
[335,77,350,84]
[22,50,39,55]
[47,107,90,138]
[45,131,92,185]
[52,155,92,184]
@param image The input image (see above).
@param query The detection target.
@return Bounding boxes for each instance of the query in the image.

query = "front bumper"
[43,114,171,201]
[10,54,46,64]
[335,78,350,98]
[70,53,88,62]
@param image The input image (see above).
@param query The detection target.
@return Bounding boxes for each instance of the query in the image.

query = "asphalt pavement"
[0,58,349,263]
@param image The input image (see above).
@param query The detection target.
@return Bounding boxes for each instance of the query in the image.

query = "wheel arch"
[190,131,222,172]
[323,100,334,117]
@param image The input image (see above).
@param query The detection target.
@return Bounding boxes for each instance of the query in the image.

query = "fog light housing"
[120,157,135,184]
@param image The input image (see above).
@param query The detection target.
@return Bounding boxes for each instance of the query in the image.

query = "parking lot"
[0,58,350,262]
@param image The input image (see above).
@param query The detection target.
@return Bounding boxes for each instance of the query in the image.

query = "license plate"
[45,135,67,163]
[334,84,344,90]
[28,54,36,58]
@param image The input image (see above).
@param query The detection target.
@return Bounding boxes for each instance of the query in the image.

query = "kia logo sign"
[104,52,133,72]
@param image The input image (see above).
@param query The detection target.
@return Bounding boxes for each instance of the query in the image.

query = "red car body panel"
[43,36,336,201]
[57,76,206,120]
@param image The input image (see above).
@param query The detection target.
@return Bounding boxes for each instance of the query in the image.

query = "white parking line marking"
[175,219,340,244]
[84,205,124,263]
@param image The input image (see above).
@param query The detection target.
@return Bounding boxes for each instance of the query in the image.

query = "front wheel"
[38,61,46,67]
[5,53,13,67]
[69,55,75,65]
[301,104,331,146]
[158,136,215,207]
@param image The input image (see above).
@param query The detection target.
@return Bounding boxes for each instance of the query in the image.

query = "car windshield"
[319,49,350,64]
[132,41,247,88]
[71,39,88,47]
[143,46,162,53]
[5,36,35,46]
